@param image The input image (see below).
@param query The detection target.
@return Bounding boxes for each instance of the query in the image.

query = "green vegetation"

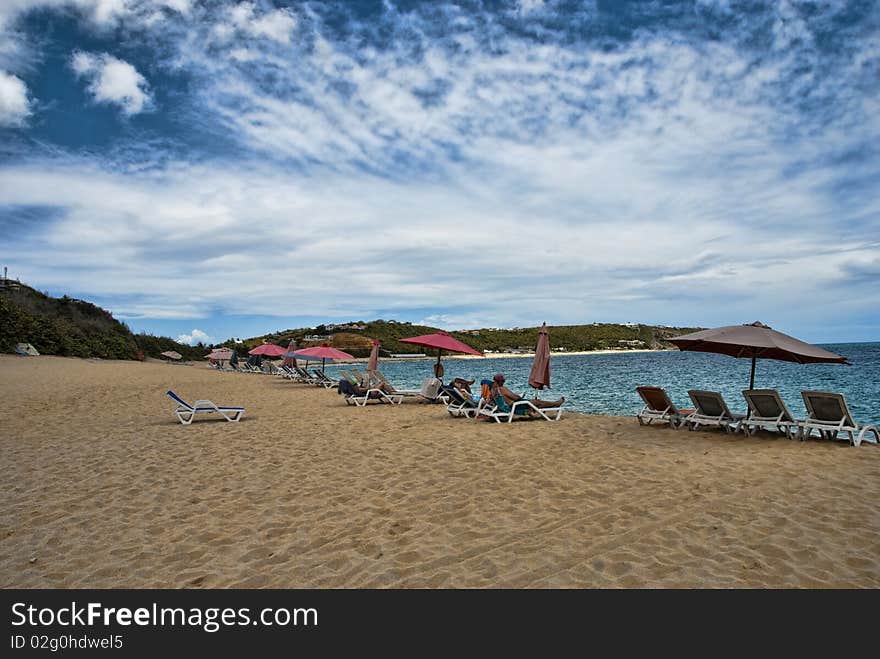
[233,320,702,358]
[1,280,701,361]
[0,283,201,361]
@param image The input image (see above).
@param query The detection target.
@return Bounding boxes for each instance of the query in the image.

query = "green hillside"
[227,320,701,358]
[0,282,203,361]
[1,280,700,361]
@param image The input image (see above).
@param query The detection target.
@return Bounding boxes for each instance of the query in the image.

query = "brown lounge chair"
[684,390,746,433]
[741,389,802,438]
[799,391,879,447]
[635,386,693,428]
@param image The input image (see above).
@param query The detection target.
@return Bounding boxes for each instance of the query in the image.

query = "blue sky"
[1,0,878,345]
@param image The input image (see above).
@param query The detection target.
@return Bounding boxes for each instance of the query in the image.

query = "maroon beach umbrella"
[367,339,380,371]
[669,321,850,389]
[293,344,355,371]
[248,343,288,358]
[528,322,551,391]
[399,331,483,378]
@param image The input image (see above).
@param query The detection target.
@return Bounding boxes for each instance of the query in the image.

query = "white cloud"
[224,2,296,44]
[0,69,29,126]
[70,51,152,115]
[1,1,878,342]
[0,1,187,31]
[176,328,213,345]
[516,0,546,14]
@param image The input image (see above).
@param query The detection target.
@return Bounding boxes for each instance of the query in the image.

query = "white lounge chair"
[344,388,404,407]
[635,386,693,428]
[311,369,338,389]
[741,389,801,438]
[684,390,746,433]
[290,366,321,385]
[799,391,879,447]
[370,376,446,402]
[443,385,484,418]
[166,390,245,425]
[485,394,564,423]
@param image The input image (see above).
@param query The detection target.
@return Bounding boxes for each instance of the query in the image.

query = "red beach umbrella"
[367,339,380,371]
[248,343,288,357]
[399,331,483,378]
[528,322,551,390]
[292,344,355,371]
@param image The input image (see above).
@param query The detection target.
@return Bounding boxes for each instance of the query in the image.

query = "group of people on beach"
[339,371,564,414]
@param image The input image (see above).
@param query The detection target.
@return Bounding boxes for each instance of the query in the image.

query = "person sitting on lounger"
[490,374,564,410]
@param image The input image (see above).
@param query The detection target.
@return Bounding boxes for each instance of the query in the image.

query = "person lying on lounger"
[337,379,395,399]
[490,374,565,410]
[450,378,475,394]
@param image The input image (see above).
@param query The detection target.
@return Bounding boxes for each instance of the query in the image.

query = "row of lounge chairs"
[210,361,282,375]
[340,369,447,406]
[636,386,879,447]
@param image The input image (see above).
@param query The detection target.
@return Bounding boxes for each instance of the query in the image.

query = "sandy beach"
[1,354,879,589]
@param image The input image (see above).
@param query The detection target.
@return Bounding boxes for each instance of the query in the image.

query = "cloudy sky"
[1,0,878,345]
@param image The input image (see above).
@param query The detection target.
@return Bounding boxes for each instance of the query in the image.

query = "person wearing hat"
[490,373,564,410]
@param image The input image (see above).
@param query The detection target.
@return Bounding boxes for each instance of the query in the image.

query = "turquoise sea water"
[320,342,880,425]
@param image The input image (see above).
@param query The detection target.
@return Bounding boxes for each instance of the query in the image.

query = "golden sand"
[1,354,878,588]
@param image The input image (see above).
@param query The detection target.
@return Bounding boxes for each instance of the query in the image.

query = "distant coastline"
[321,348,670,364]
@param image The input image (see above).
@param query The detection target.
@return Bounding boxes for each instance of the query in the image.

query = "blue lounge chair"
[166,390,245,425]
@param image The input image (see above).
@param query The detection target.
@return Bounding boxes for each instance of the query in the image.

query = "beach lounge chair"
[344,386,404,407]
[443,385,485,418]
[166,390,245,425]
[683,390,746,433]
[485,395,564,423]
[740,389,802,438]
[366,376,445,402]
[291,366,320,384]
[338,369,360,386]
[365,368,384,381]
[798,391,879,447]
[278,365,298,379]
[311,369,337,389]
[635,386,694,428]
[402,378,447,402]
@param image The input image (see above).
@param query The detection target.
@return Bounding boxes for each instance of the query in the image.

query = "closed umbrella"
[367,339,380,371]
[282,339,298,368]
[399,331,483,378]
[528,322,551,390]
[669,321,849,389]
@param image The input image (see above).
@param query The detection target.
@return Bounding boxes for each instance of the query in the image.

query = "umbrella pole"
[749,355,756,390]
